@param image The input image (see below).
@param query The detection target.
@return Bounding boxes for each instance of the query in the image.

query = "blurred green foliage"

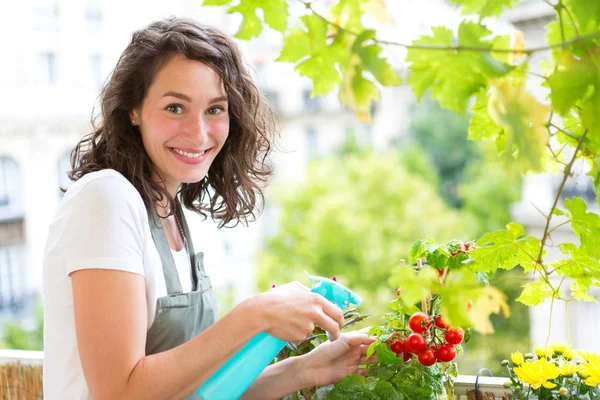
[0,301,44,351]
[256,99,528,375]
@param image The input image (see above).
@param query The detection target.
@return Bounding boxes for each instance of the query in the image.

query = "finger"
[339,332,375,347]
[359,354,379,364]
[317,295,345,329]
[317,317,341,341]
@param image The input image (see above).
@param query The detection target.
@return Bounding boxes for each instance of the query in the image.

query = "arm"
[71,269,265,400]
[240,331,377,400]
[72,272,345,400]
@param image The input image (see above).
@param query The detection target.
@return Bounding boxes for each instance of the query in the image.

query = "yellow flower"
[559,362,581,377]
[579,351,600,364]
[511,352,524,366]
[550,343,569,356]
[563,348,576,360]
[513,358,560,390]
[582,359,600,387]
[534,346,552,359]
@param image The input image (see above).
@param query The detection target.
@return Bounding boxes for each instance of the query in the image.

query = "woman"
[42,17,375,400]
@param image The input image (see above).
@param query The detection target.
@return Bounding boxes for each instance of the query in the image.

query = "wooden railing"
[0,349,511,399]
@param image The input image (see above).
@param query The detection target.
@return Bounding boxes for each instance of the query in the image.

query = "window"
[89,54,103,88]
[0,157,23,221]
[36,52,57,85]
[85,0,103,30]
[32,0,59,31]
[305,127,317,160]
[0,157,27,317]
[302,88,321,113]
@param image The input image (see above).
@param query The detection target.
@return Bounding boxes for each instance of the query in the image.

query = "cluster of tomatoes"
[387,311,464,367]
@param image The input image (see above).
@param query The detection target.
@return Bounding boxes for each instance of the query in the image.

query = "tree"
[257,150,471,315]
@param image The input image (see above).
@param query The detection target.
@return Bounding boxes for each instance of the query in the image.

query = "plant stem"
[302,1,600,55]
[536,130,588,284]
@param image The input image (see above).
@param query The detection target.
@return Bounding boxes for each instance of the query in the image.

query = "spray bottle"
[196,271,362,400]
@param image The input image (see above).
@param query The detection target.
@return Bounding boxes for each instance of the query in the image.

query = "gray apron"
[145,203,218,400]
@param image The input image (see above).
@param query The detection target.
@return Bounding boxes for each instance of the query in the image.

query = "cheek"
[216,119,230,143]
[145,114,181,142]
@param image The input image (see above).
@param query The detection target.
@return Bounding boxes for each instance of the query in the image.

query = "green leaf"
[407,22,512,114]
[409,238,434,263]
[468,89,506,149]
[327,374,371,399]
[226,0,288,39]
[548,51,598,116]
[470,222,535,272]
[516,281,554,306]
[563,0,600,33]
[571,281,597,302]
[202,0,232,5]
[339,63,381,122]
[552,243,600,284]
[564,197,600,258]
[372,381,403,399]
[487,77,552,172]
[445,0,518,17]
[329,0,367,32]
[388,267,438,308]
[353,30,402,86]
[277,14,345,96]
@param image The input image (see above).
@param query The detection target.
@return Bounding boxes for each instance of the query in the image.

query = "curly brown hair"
[69,17,276,227]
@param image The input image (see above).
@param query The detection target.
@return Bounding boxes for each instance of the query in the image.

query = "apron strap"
[147,205,184,295]
[176,201,199,290]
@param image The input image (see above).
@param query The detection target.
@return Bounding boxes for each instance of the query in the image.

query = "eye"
[165,104,184,114]
[207,106,226,115]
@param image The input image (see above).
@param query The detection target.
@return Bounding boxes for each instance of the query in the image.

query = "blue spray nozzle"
[304,270,362,310]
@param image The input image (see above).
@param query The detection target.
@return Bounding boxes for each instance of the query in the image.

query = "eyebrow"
[162,91,228,104]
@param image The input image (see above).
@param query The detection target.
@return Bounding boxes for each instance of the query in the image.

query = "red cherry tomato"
[437,268,446,277]
[390,340,405,355]
[396,289,401,297]
[406,333,427,353]
[467,300,473,311]
[408,312,432,333]
[403,351,413,362]
[445,327,465,345]
[434,316,448,329]
[418,349,436,366]
[436,344,457,362]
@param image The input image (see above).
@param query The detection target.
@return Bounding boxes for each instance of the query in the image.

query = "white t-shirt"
[42,169,194,400]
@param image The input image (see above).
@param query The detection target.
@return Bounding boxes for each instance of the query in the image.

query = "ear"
[129,109,140,126]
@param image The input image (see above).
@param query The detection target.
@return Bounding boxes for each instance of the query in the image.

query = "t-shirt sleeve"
[58,174,146,277]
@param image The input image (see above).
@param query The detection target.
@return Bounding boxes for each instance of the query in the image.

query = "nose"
[183,112,210,144]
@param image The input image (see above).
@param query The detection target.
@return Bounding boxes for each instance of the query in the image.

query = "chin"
[179,172,208,185]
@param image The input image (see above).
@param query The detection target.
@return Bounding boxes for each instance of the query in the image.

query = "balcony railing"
[0,349,511,399]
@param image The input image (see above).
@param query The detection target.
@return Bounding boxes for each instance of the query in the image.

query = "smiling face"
[131,54,230,197]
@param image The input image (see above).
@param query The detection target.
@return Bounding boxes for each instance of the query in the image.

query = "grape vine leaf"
[406,21,512,114]
[516,281,554,306]
[570,281,597,302]
[470,222,536,272]
[548,51,599,116]
[445,0,519,17]
[564,197,600,259]
[277,14,347,96]
[562,0,600,33]
[203,0,289,39]
[388,267,438,308]
[467,286,510,334]
[552,243,600,281]
[487,77,552,172]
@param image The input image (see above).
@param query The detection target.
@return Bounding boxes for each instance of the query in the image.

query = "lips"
[169,147,209,159]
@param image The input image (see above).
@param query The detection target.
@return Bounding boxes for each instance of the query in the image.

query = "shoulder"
[63,169,145,213]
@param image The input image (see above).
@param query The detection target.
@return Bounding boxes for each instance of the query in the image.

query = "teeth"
[172,148,206,159]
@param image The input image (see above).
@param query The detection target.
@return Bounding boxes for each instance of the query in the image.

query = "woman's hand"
[300,331,378,387]
[252,282,345,343]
